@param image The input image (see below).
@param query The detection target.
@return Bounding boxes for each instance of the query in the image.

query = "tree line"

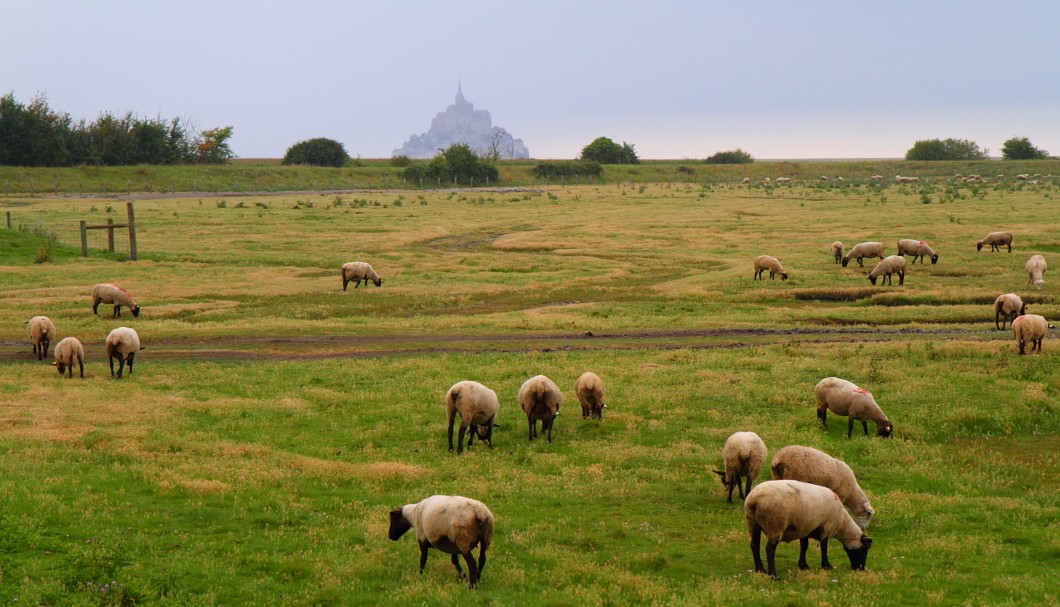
[0,93,233,166]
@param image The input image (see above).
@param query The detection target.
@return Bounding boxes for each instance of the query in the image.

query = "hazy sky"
[5,1,1059,160]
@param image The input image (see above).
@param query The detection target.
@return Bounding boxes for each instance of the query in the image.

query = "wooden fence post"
[80,221,88,257]
[126,202,138,261]
[107,218,115,252]
[6,211,10,228]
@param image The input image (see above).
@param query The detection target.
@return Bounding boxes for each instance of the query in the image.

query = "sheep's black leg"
[847,417,854,438]
[817,406,828,429]
[484,423,494,448]
[447,415,457,452]
[1007,243,1012,253]
[92,301,100,315]
[467,424,477,449]
[744,476,752,499]
[527,418,535,441]
[462,550,480,588]
[457,424,468,454]
[798,538,810,569]
[113,305,121,318]
[750,527,765,574]
[545,417,553,443]
[820,538,833,569]
[418,541,429,573]
[726,480,735,503]
[109,355,116,377]
[899,271,905,285]
[477,545,487,577]
[76,358,83,379]
[1019,340,1026,355]
[861,420,869,435]
[116,357,125,379]
[450,553,465,578]
[766,539,779,579]
[857,258,864,267]
[127,353,135,376]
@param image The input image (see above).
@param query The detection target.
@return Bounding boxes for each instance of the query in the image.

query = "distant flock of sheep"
[755,231,1050,355]
[18,201,1052,586]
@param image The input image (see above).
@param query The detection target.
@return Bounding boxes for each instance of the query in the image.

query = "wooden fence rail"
[80,202,138,260]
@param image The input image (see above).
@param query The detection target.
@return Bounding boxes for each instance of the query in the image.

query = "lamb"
[1012,314,1048,355]
[770,445,874,529]
[830,241,844,264]
[1026,255,1047,290]
[745,480,872,579]
[897,239,939,264]
[27,315,56,361]
[867,255,906,286]
[993,293,1026,330]
[446,381,499,454]
[754,255,788,281]
[713,431,767,503]
[52,337,85,379]
[518,375,562,443]
[977,232,1013,253]
[91,283,141,318]
[388,495,495,589]
[105,327,143,378]
[841,242,885,267]
[815,377,893,438]
[574,371,606,419]
[341,261,383,290]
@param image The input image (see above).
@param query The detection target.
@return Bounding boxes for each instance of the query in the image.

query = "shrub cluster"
[531,161,602,179]
[0,92,233,166]
[282,137,350,167]
[705,149,754,164]
[905,138,987,161]
[580,137,638,164]
[402,144,498,186]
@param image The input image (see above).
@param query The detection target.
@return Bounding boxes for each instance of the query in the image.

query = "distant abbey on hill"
[393,85,530,159]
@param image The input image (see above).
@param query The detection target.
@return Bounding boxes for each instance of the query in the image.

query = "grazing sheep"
[446,381,499,454]
[52,337,85,379]
[868,255,906,286]
[754,255,788,281]
[775,177,791,184]
[105,327,143,378]
[91,283,141,318]
[745,480,873,579]
[895,175,919,183]
[770,445,874,529]
[815,377,893,438]
[869,175,884,180]
[1026,255,1047,290]
[574,371,606,420]
[27,315,56,361]
[819,175,829,181]
[993,293,1027,330]
[388,495,495,589]
[764,177,771,184]
[1016,173,1029,180]
[713,431,768,503]
[1012,314,1048,355]
[977,232,1013,253]
[742,177,751,184]
[830,241,844,264]
[841,242,885,267]
[897,239,939,264]
[341,261,383,290]
[518,375,562,443]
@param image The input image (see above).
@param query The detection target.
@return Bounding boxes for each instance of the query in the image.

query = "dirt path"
[0,327,1003,363]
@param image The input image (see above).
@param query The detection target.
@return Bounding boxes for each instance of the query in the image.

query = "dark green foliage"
[704,149,755,164]
[580,137,639,164]
[0,92,225,166]
[402,144,498,185]
[389,154,412,167]
[531,161,603,179]
[905,138,988,161]
[1001,136,1048,160]
[282,137,350,167]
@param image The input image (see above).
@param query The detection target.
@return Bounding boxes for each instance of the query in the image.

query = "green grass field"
[1,172,1057,606]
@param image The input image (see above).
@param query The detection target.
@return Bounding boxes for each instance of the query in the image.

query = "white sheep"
[775,177,791,183]
[869,175,884,180]
[52,337,85,379]
[446,381,499,454]
[754,255,788,281]
[1026,255,1047,290]
[770,445,874,529]
[574,371,606,419]
[1012,314,1048,355]
[815,377,893,438]
[896,239,939,264]
[341,261,383,291]
[27,315,56,361]
[742,177,751,184]
[518,375,562,443]
[1016,173,1029,180]
[745,479,873,579]
[105,327,143,378]
[993,293,1026,330]
[91,283,141,318]
[713,431,767,503]
[977,231,1013,253]
[868,255,906,286]
[841,242,885,267]
[895,175,919,183]
[388,495,495,589]
[830,241,844,264]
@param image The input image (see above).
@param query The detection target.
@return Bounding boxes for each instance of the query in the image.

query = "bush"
[282,137,350,167]
[704,149,754,164]
[905,138,987,161]
[390,154,412,167]
[580,137,638,164]
[402,144,498,186]
[531,161,602,179]
[1001,136,1048,160]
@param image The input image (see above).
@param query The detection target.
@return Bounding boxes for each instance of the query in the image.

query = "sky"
[4,1,1060,160]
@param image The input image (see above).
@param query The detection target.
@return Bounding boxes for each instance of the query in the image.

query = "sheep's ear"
[861,536,873,547]
[864,502,875,515]
[713,470,726,477]
[51,362,57,366]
